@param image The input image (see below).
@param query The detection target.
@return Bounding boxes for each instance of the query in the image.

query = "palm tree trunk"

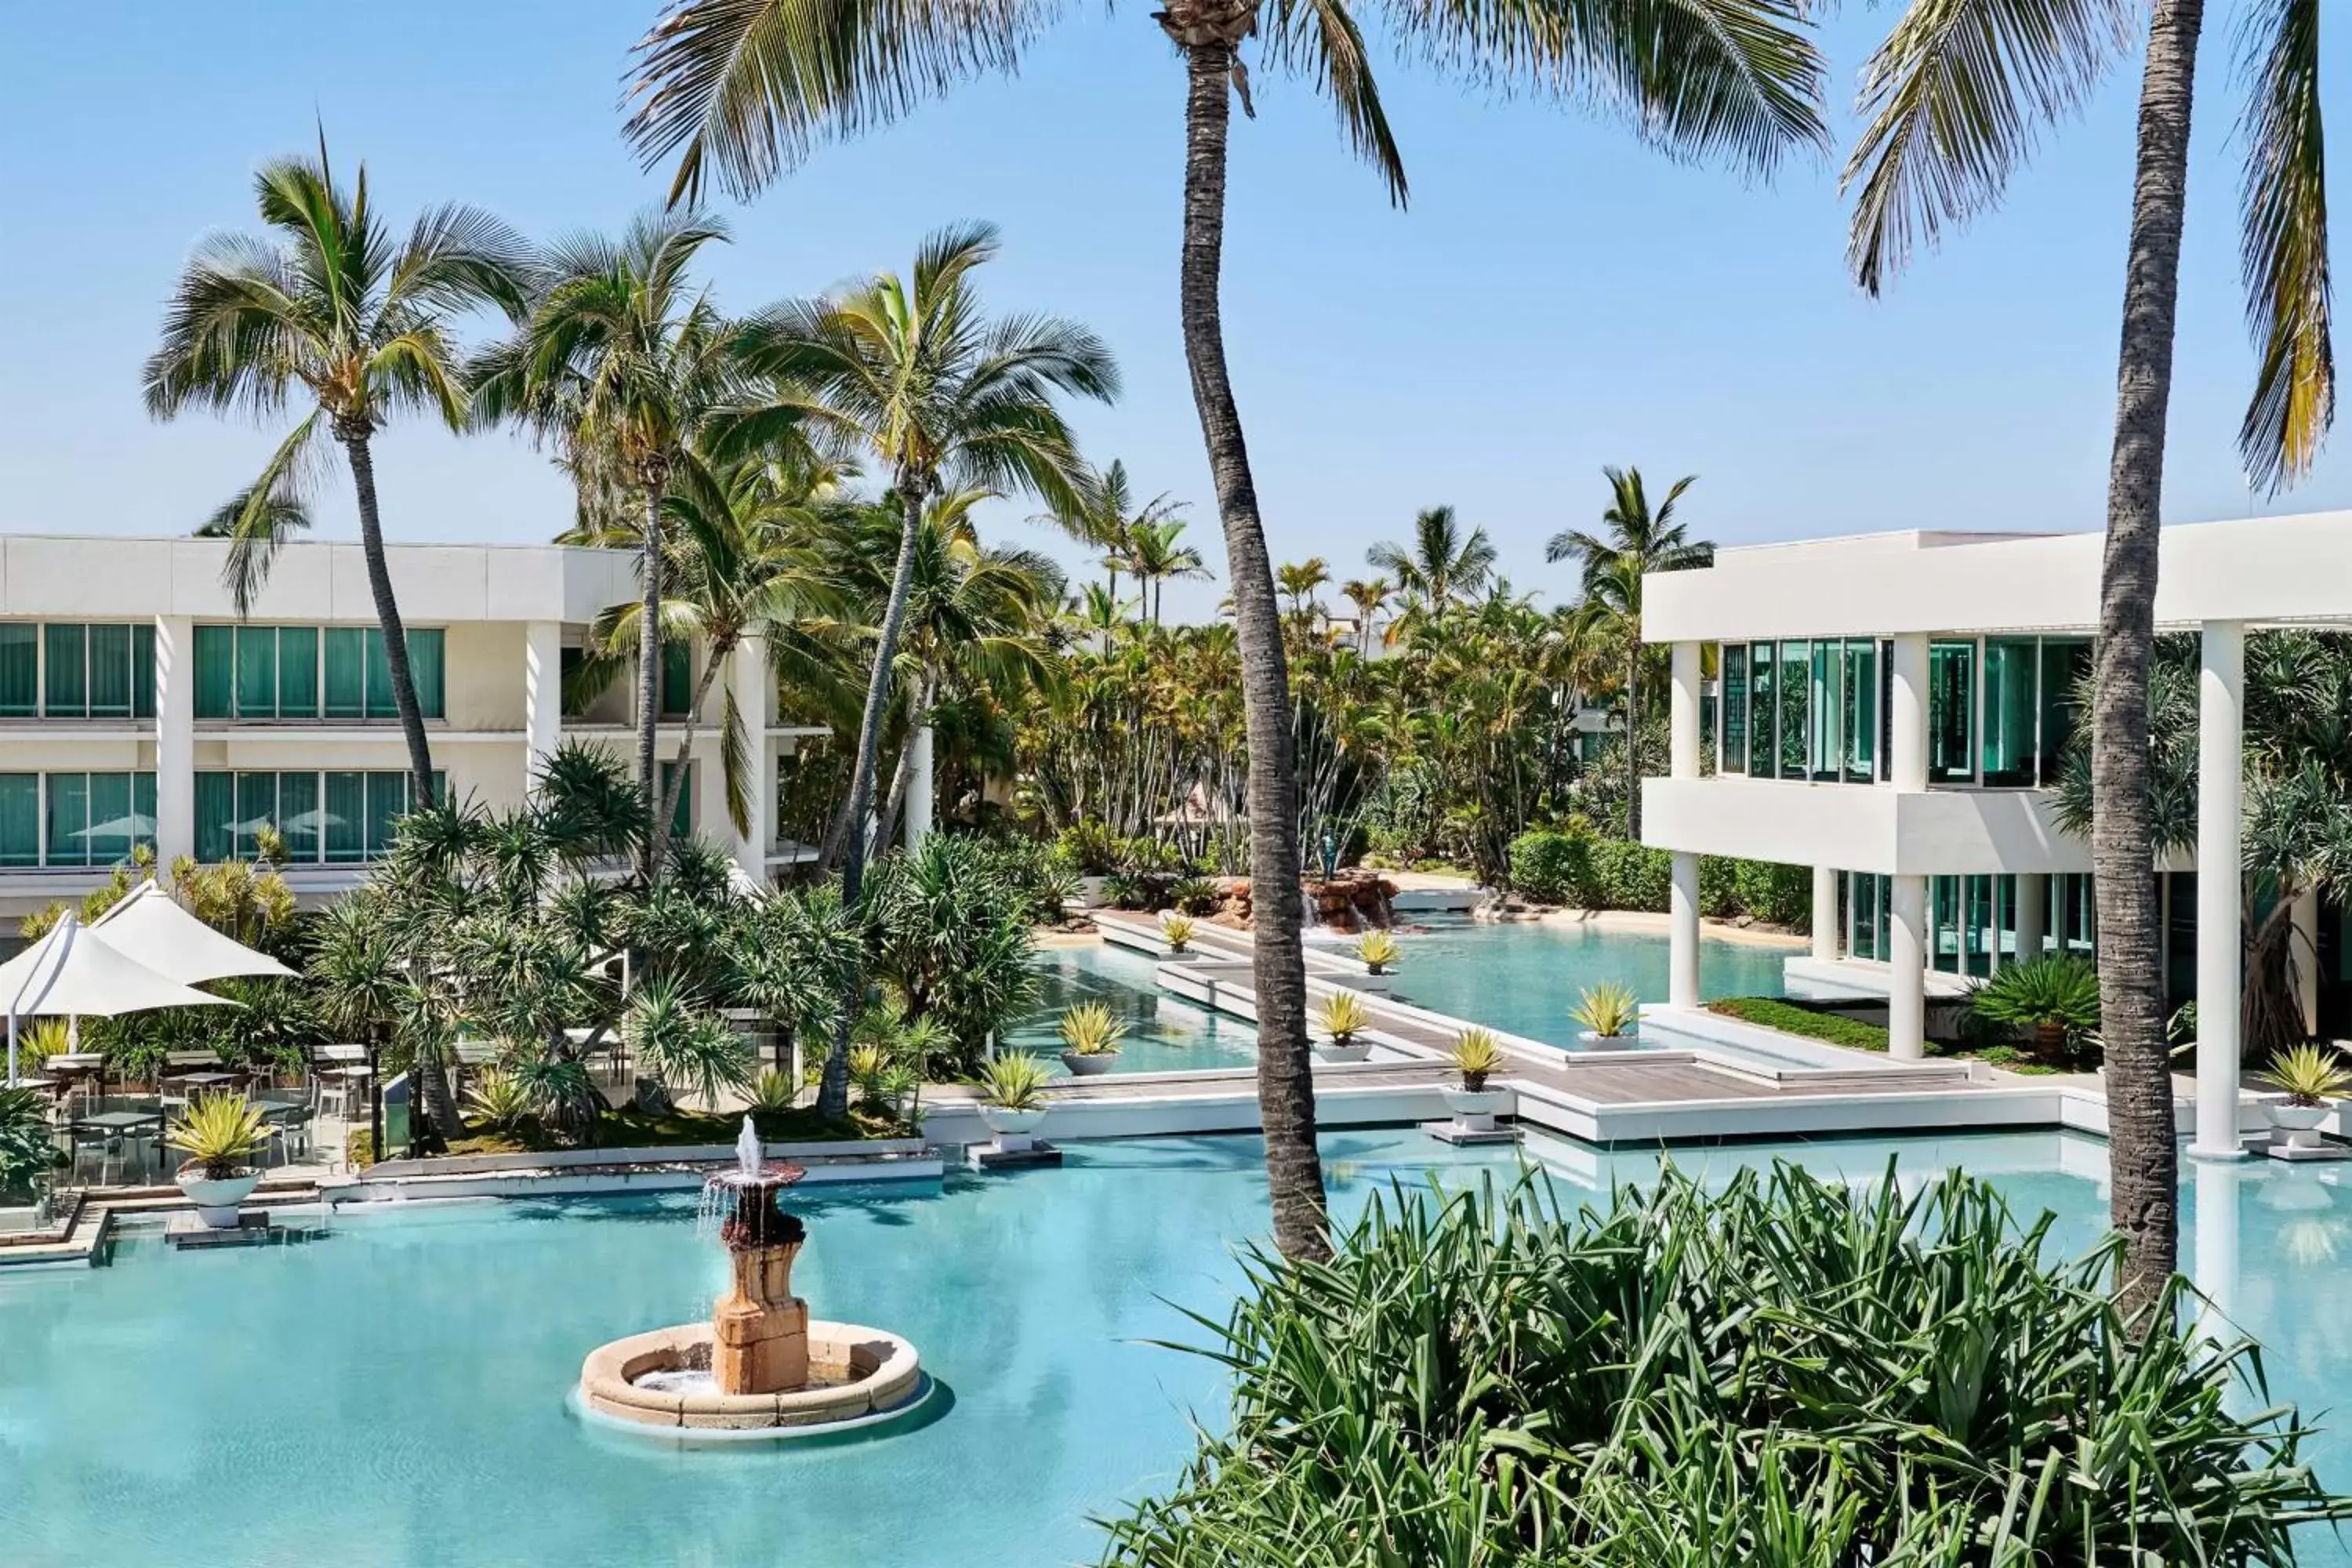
[338,431,435,804]
[1175,34,1330,1262]
[1624,645,1640,840]
[2096,0,2205,1322]
[637,479,667,883]
[816,478,928,1121]
[653,642,730,850]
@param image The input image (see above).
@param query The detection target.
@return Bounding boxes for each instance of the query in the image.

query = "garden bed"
[1704,997,2081,1076]
[347,1105,914,1170]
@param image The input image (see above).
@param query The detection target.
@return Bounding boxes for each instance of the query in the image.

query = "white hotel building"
[1640,510,2352,1156]
[0,534,826,921]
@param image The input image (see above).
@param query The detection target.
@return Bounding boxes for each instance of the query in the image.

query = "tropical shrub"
[1709,996,1890,1052]
[1507,826,1594,904]
[465,1068,534,1132]
[0,1087,60,1201]
[1314,991,1372,1044]
[1099,1164,2351,1566]
[1969,956,2101,1058]
[978,1052,1051,1112]
[746,1066,797,1116]
[847,1043,896,1113]
[165,1094,270,1181]
[1448,1028,1504,1091]
[1100,871,1146,910]
[1169,877,1223,916]
[625,978,753,1109]
[1057,1002,1126,1058]
[1571,981,1639,1039]
[869,834,1041,1072]
[2258,1044,2352,1107]
[1585,839,1672,912]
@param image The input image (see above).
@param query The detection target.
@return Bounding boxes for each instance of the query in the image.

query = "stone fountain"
[578,1118,927,1436]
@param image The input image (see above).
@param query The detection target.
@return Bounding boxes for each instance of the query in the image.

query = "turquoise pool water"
[1004,940,1258,1075]
[7,1132,2350,1566]
[1376,916,1793,1046]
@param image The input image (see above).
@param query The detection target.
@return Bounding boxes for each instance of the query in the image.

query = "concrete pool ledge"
[329,1140,942,1204]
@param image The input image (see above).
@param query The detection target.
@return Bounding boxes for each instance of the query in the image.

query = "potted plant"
[1160,913,1198,955]
[1572,982,1640,1048]
[976,1053,1052,1152]
[1441,1027,1512,1133]
[1058,1001,1127,1076]
[167,1093,270,1229]
[1314,991,1376,1063]
[1355,930,1402,976]
[2256,1045,2352,1150]
[1967,956,2100,1061]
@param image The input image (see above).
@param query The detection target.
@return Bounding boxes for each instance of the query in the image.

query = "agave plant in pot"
[1355,930,1402,977]
[976,1053,1052,1153]
[1058,1001,1127,1077]
[1441,1027,1512,1133]
[167,1094,270,1228]
[1160,913,1197,956]
[2256,1045,2352,1151]
[1313,991,1376,1064]
[1571,982,1640,1049]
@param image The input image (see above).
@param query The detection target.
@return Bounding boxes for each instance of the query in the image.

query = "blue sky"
[2,3,2342,622]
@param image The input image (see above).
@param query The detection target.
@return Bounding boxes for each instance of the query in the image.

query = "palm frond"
[2235,0,2333,494]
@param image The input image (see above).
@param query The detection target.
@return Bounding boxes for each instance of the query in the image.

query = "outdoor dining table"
[164,1070,241,1094]
[69,1109,166,1182]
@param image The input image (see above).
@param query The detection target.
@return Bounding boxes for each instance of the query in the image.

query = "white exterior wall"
[0,535,816,913]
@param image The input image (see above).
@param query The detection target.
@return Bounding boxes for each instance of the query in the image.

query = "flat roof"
[1643,510,2352,642]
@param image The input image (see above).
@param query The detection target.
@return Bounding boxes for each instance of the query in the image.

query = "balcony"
[1640,775,2087,877]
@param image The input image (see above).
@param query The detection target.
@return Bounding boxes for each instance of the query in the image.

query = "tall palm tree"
[1036,458,1184,609]
[1368,506,1499,619]
[470,209,757,880]
[1844,0,2333,1315]
[1126,517,1213,625]
[1340,576,1391,654]
[1278,558,1331,628]
[730,223,1115,1120]
[145,143,529,803]
[626,0,1827,1264]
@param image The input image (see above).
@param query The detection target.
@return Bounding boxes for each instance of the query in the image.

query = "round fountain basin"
[579,1320,924,1435]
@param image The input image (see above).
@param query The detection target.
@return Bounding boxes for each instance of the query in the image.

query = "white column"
[523,619,562,797]
[2015,873,2048,964]
[2192,1159,2243,1347]
[903,725,935,848]
[731,635,775,884]
[2194,619,2246,1160]
[1888,874,1927,1060]
[2292,887,2320,1038]
[152,615,194,867]
[1811,867,1838,962]
[1669,851,1700,1009]
[1668,641,1700,782]
[1889,633,1929,793]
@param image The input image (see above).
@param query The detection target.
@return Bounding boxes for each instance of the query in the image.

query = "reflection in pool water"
[1002,940,1258,1075]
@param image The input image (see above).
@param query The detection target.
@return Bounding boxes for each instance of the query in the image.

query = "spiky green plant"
[1354,930,1402,974]
[978,1051,1051,1112]
[1314,991,1372,1044]
[1098,1163,2352,1566]
[0,1086,60,1200]
[624,977,753,1109]
[1449,1028,1504,1092]
[1572,981,1640,1039]
[1058,1001,1127,1058]
[1969,956,2102,1058]
[746,1066,796,1116]
[1161,913,1198,953]
[165,1094,270,1181]
[465,1067,533,1132]
[2258,1044,2352,1108]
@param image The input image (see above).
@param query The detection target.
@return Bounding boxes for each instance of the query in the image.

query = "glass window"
[1842,639,1877,782]
[2038,638,2090,785]
[364,629,396,719]
[278,627,318,717]
[234,772,278,858]
[1809,641,1842,780]
[0,626,34,717]
[81,773,132,866]
[1777,641,1808,779]
[1931,876,1962,972]
[43,773,87,866]
[325,771,367,862]
[408,629,445,720]
[278,769,321,862]
[1748,643,1777,779]
[1980,638,2038,786]
[660,760,693,837]
[236,626,278,718]
[43,624,85,717]
[132,623,155,719]
[662,642,693,717]
[1965,875,1996,977]
[1719,644,1748,775]
[87,625,133,718]
[194,626,236,719]
[1929,640,1976,783]
[365,772,408,856]
[1849,872,1882,963]
[194,772,235,862]
[323,629,365,718]
[0,776,35,866]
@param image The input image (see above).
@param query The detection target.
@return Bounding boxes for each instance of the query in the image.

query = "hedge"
[1506,829,1812,934]
[1707,996,1889,1051]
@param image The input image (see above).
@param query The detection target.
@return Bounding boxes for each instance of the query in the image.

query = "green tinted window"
[43,624,85,717]
[1842,639,1877,782]
[365,772,408,855]
[662,642,692,716]
[132,623,155,719]
[323,628,366,718]
[278,626,318,717]
[44,772,88,865]
[1748,644,1776,779]
[407,629,445,720]
[660,760,693,837]
[86,625,133,717]
[278,770,321,861]
[1719,644,1747,775]
[1981,638,2038,787]
[236,626,278,718]
[325,771,367,862]
[194,772,235,862]
[0,626,34,717]
[194,626,236,718]
[0,775,36,866]
[1928,641,1975,783]
[364,629,395,719]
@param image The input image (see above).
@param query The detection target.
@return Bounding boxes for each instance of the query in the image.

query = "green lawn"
[1704,996,2072,1076]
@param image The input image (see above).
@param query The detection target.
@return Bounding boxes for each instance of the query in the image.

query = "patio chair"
[254,1095,315,1167]
[308,1044,372,1122]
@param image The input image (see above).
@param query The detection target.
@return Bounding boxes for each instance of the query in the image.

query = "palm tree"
[470,209,760,880]
[731,223,1115,1120]
[1844,0,2334,1316]
[1340,576,1391,654]
[1277,558,1331,630]
[1546,467,1710,840]
[144,143,529,802]
[1368,506,1498,619]
[624,0,1828,1265]
[1126,517,1213,626]
[1036,459,1184,609]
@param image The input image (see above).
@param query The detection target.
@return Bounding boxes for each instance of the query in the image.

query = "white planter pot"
[1577,1029,1636,1051]
[2266,1100,2333,1149]
[977,1105,1046,1153]
[1061,1051,1120,1076]
[1315,1040,1373,1064]
[176,1167,261,1229]
[1440,1087,1512,1133]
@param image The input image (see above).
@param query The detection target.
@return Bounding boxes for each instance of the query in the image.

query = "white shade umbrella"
[3,913,236,1084]
[91,880,296,985]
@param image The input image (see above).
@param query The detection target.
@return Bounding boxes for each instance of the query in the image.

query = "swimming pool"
[1004,940,1258,1074]
[2,1131,2347,1566]
[1376,916,1793,1047]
